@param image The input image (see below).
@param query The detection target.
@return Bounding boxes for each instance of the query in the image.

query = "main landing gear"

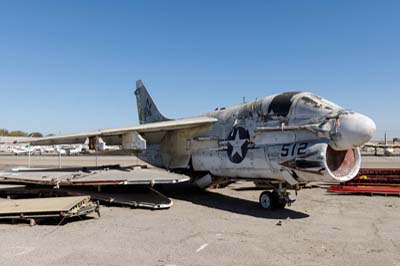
[259,184,295,210]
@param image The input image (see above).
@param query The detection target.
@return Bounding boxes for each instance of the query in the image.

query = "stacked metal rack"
[329,168,400,196]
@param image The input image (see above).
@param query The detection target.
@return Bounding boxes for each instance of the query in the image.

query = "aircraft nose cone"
[331,112,376,150]
[358,114,376,143]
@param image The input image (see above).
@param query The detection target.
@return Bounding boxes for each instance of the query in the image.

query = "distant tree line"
[0,129,53,138]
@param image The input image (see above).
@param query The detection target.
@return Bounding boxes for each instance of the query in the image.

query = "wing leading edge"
[13,116,218,146]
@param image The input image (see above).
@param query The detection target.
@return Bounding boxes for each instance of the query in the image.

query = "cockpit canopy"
[291,93,342,124]
[258,92,343,125]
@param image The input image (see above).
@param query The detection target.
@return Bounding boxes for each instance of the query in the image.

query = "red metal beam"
[328,185,400,195]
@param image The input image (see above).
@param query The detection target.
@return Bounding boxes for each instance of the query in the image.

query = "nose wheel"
[259,191,273,210]
[259,191,291,210]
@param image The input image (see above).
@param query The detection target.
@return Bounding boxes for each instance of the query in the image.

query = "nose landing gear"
[259,186,295,210]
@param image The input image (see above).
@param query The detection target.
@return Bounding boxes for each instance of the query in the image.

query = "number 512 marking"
[281,143,308,157]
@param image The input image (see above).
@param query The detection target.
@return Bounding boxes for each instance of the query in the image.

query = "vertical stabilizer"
[135,80,169,124]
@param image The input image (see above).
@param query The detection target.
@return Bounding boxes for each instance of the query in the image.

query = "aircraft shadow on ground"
[160,186,309,220]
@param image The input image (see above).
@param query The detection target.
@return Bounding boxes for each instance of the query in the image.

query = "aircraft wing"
[11,116,217,146]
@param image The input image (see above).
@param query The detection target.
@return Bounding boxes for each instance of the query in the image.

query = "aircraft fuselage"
[144,92,375,186]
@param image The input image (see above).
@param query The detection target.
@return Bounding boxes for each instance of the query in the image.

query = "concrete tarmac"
[0,155,399,266]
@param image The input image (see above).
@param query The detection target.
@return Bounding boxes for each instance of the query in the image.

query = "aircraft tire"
[271,192,287,209]
[259,191,273,210]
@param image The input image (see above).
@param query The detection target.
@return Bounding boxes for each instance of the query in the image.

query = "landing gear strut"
[259,184,295,210]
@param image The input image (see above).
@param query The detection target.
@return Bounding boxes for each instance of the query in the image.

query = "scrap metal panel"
[0,196,89,214]
[0,165,190,186]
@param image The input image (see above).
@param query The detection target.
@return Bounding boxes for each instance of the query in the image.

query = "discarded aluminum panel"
[0,196,99,224]
[65,187,173,209]
[0,164,190,187]
[0,185,70,199]
[0,185,173,210]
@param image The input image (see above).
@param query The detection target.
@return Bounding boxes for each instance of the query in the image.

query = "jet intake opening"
[326,146,357,178]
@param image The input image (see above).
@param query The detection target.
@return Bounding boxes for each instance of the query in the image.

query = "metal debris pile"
[328,168,400,196]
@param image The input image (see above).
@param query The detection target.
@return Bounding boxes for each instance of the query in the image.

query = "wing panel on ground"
[0,185,173,210]
[0,165,190,186]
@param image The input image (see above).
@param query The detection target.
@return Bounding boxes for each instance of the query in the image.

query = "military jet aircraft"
[5,80,376,210]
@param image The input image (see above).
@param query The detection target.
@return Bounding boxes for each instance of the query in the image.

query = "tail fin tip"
[136,80,144,89]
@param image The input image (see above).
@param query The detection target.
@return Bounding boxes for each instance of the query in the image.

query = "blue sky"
[0,0,399,138]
